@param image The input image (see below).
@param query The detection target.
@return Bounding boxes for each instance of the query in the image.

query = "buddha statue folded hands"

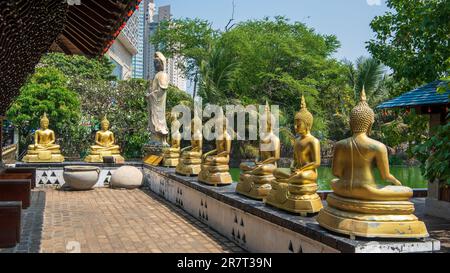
[85,116,124,163]
[236,101,280,200]
[265,96,323,215]
[198,117,233,186]
[23,113,65,163]
[176,113,203,176]
[162,114,182,167]
[316,88,428,239]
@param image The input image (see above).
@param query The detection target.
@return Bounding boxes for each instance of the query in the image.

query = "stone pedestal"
[266,180,323,215]
[162,148,180,168]
[176,157,202,176]
[84,152,124,164]
[198,164,233,186]
[236,173,273,200]
[317,194,429,239]
[23,151,64,163]
[144,165,441,253]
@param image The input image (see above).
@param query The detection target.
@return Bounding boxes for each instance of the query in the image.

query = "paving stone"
[0,188,244,253]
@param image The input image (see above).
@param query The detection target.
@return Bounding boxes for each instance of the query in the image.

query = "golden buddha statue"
[236,101,280,200]
[23,113,64,162]
[176,113,203,176]
[85,116,125,163]
[198,117,233,186]
[162,114,182,167]
[317,88,428,238]
[265,96,323,215]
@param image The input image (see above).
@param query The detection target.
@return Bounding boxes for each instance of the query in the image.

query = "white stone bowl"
[63,166,101,191]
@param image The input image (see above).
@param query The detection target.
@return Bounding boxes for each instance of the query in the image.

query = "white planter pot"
[63,166,100,191]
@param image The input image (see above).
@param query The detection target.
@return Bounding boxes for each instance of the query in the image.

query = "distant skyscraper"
[132,0,155,79]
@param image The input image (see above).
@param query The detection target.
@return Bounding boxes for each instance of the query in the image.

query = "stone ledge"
[144,164,440,253]
[14,161,143,168]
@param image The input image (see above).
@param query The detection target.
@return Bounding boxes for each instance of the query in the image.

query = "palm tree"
[344,56,385,103]
[198,44,238,104]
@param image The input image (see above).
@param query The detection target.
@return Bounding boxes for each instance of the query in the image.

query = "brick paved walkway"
[1,188,244,253]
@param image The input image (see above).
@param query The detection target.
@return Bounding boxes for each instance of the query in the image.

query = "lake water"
[230,166,427,190]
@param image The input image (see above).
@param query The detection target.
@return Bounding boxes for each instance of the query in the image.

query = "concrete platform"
[144,165,442,253]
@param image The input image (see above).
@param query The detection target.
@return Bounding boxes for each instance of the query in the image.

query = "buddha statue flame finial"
[101,115,109,125]
[41,112,49,123]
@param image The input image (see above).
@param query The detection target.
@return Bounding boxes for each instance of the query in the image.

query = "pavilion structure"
[377,80,449,220]
[0,0,141,163]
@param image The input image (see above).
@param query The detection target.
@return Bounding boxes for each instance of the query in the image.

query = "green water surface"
[230,166,427,190]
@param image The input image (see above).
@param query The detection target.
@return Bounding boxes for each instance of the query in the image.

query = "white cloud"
[367,0,382,6]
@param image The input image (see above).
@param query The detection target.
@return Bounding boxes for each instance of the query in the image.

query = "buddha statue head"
[40,113,49,129]
[350,87,375,135]
[101,115,110,131]
[154,51,167,72]
[295,95,313,136]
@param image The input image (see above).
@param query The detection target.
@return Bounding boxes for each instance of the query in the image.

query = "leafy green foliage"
[151,18,219,81]
[368,0,450,87]
[107,79,150,159]
[344,56,385,101]
[6,67,81,156]
[167,85,194,111]
[152,16,353,143]
[413,122,450,184]
[40,53,116,81]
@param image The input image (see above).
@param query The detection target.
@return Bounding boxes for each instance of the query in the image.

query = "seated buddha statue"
[85,116,124,163]
[198,117,233,186]
[176,113,203,176]
[317,88,428,238]
[236,101,280,200]
[265,96,323,215]
[23,113,64,162]
[162,114,182,167]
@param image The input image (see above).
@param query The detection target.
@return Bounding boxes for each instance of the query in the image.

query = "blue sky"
[155,0,390,62]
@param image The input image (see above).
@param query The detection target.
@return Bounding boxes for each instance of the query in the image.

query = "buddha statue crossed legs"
[198,117,232,186]
[23,113,64,162]
[236,101,280,200]
[265,96,323,215]
[176,113,203,176]
[162,114,182,167]
[85,116,124,163]
[317,88,428,238]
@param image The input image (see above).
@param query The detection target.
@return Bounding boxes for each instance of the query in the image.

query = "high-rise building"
[132,0,155,79]
[106,7,139,80]
[128,3,187,90]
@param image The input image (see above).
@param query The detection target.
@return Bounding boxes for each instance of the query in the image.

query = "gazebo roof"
[377,81,449,109]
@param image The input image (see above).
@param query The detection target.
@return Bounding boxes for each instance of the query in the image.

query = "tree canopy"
[6,67,81,155]
[152,16,354,140]
[368,0,450,87]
